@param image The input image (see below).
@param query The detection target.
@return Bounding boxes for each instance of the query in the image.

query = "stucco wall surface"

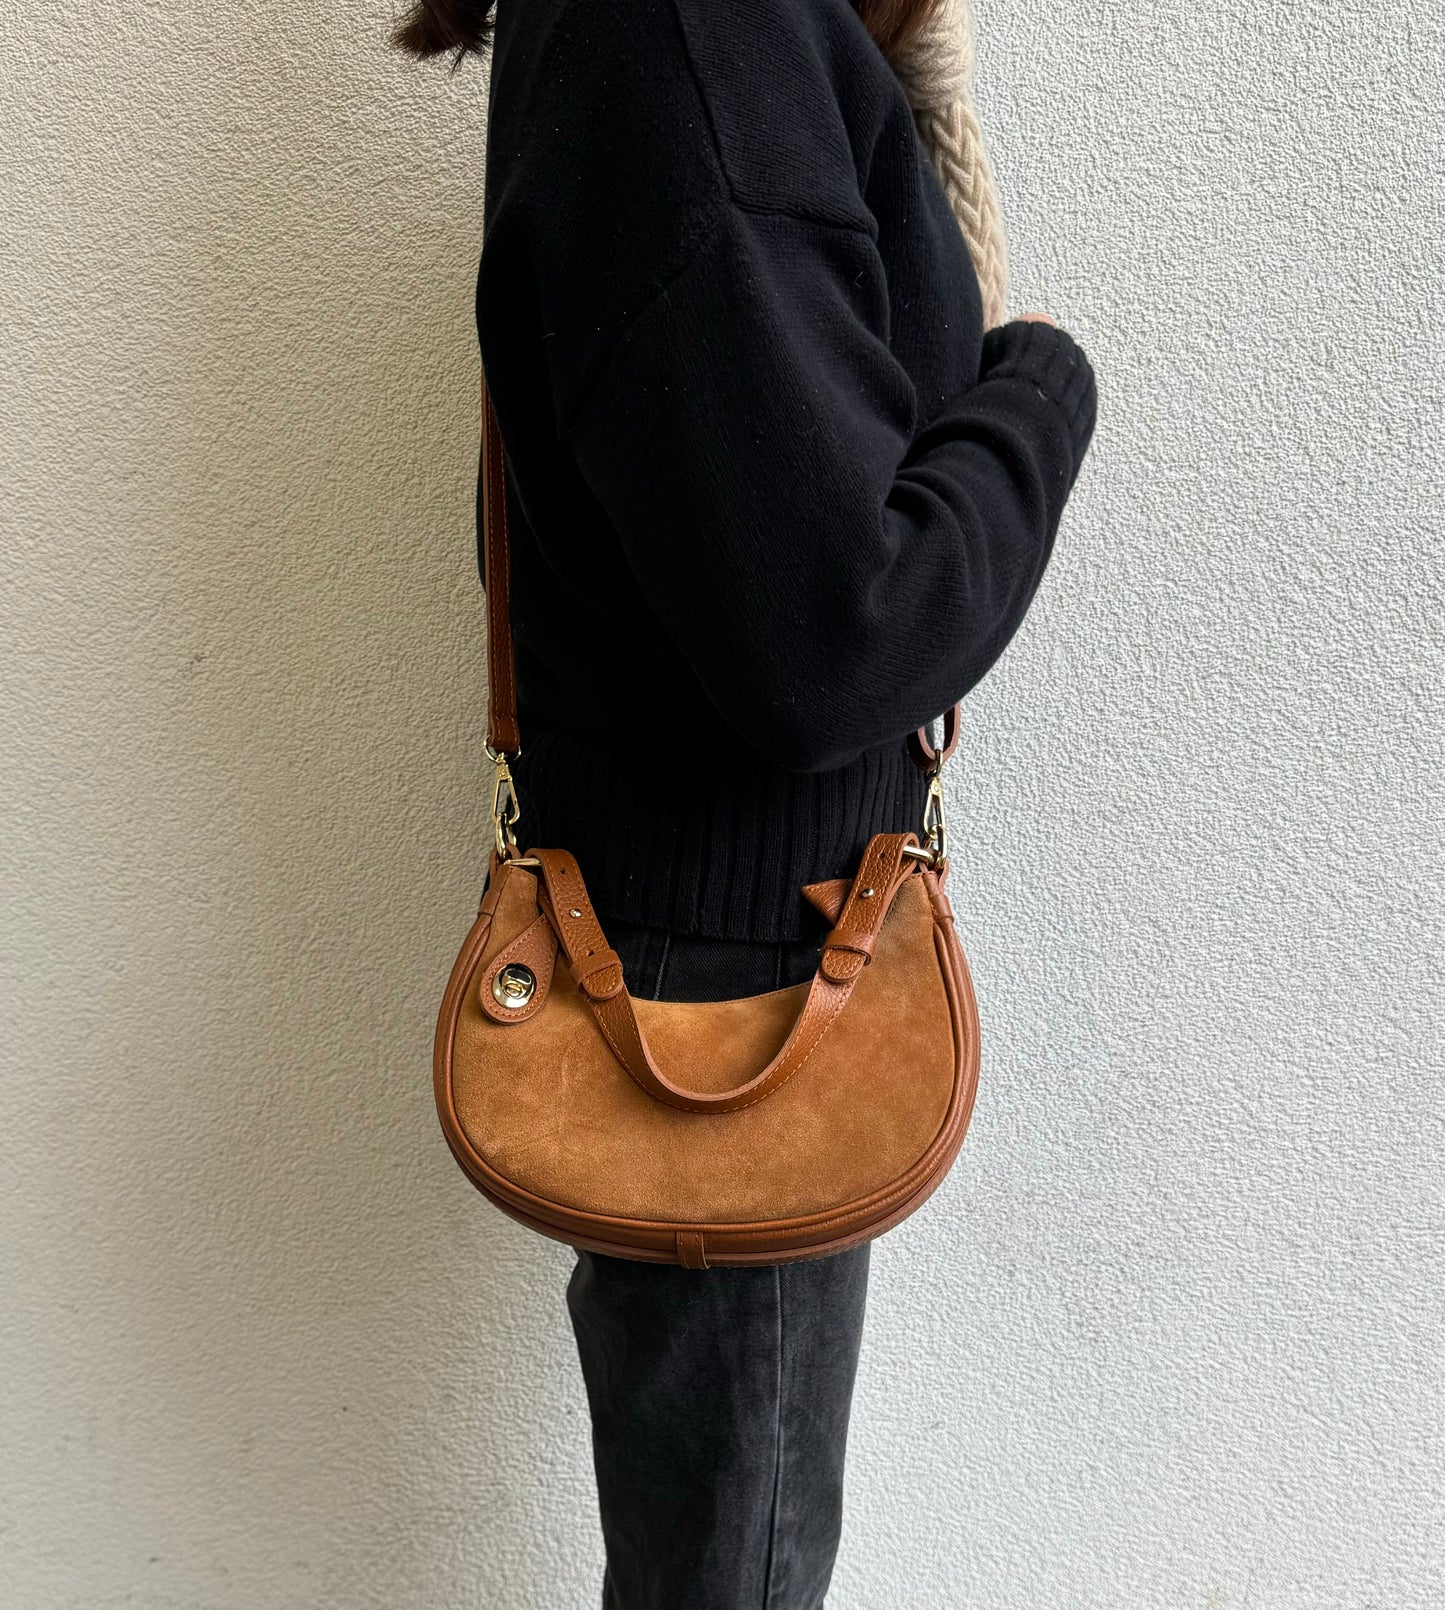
[3,1,1441,1606]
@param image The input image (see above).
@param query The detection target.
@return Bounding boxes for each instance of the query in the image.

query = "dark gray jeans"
[566,905,871,1610]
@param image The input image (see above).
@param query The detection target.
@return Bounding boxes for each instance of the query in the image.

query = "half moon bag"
[432,375,982,1267]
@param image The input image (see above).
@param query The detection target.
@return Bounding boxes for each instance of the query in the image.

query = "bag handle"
[526,833,922,1114]
[478,373,958,783]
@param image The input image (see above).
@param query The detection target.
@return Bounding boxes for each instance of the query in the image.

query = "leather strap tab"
[478,910,558,1024]
[574,946,625,1001]
[819,832,917,983]
[676,1231,709,1269]
[908,702,960,772]
[528,848,619,990]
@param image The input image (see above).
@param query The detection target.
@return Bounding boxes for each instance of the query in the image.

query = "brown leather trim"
[432,852,981,1265]
[908,702,961,771]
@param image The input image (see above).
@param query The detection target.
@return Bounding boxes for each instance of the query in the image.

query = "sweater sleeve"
[561,198,1097,774]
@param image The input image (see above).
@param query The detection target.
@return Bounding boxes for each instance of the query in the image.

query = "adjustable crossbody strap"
[481,377,521,755]
[478,370,958,782]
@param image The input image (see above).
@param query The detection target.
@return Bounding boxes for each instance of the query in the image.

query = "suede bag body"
[434,828,981,1267]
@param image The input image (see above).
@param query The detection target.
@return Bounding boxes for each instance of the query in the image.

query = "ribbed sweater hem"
[510,725,932,942]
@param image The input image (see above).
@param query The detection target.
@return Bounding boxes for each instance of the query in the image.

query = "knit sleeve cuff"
[979,318,1098,483]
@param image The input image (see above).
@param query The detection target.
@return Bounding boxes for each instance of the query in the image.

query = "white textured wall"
[3,0,1441,1604]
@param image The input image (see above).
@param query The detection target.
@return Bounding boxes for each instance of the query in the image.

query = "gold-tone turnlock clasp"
[492,961,537,1008]
[486,740,522,861]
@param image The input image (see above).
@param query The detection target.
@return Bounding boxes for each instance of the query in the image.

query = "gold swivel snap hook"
[492,962,537,1008]
[486,740,523,861]
[901,711,953,869]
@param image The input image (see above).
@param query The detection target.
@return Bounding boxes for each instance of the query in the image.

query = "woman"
[395,0,1097,1603]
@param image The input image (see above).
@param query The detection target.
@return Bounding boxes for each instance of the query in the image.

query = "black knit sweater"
[475,0,1097,940]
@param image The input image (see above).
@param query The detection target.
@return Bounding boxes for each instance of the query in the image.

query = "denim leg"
[568,1243,870,1610]
[566,910,871,1610]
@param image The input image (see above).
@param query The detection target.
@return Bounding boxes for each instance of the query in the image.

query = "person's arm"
[560,198,1097,773]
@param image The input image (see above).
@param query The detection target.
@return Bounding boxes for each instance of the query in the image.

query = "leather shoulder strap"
[481,374,521,755]
[478,368,956,772]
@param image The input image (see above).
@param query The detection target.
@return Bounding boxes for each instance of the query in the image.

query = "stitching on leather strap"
[596,977,851,1114]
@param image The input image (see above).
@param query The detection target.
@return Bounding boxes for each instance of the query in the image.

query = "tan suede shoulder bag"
[433,378,982,1267]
